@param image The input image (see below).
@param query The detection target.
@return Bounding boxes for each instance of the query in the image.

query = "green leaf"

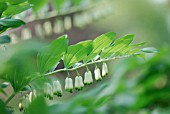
[64,40,93,68]
[52,0,65,11]
[0,2,7,14]
[83,32,116,63]
[28,0,47,12]
[0,100,8,114]
[72,0,82,6]
[100,34,134,59]
[6,0,27,5]
[27,96,48,114]
[0,19,25,28]
[0,35,11,44]
[2,2,31,17]
[37,35,68,73]
[141,47,159,53]
[0,82,9,88]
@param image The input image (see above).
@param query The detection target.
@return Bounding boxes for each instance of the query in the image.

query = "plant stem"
[42,56,128,77]
[5,92,16,105]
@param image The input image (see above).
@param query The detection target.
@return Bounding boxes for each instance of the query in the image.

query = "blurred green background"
[1,0,170,114]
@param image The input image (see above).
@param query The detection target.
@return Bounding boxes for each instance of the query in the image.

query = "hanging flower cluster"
[19,90,36,112]
[44,62,109,96]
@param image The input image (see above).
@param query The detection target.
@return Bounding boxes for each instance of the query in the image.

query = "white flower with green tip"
[53,80,62,97]
[84,71,93,85]
[65,77,73,93]
[44,83,53,100]
[75,76,84,91]
[94,68,102,81]
[102,62,108,76]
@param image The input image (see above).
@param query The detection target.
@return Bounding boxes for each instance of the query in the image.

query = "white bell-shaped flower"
[65,77,73,93]
[84,71,93,85]
[102,62,108,76]
[53,80,62,97]
[75,76,84,91]
[94,68,102,81]
[44,83,53,100]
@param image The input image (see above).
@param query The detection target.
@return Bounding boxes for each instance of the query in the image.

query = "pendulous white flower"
[65,77,73,93]
[84,71,93,85]
[19,102,24,112]
[102,62,108,76]
[53,80,62,97]
[75,76,84,91]
[44,83,53,100]
[94,68,102,81]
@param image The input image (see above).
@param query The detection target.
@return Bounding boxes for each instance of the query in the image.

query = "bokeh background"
[1,0,170,114]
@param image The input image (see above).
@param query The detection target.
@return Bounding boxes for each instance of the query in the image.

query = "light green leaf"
[37,35,68,73]
[0,35,11,44]
[72,0,82,6]
[83,32,116,63]
[141,47,158,53]
[64,40,93,68]
[2,2,31,17]
[6,0,27,5]
[0,19,25,28]
[28,0,47,12]
[100,34,134,59]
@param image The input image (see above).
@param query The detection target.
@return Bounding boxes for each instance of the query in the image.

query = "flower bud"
[75,76,84,91]
[84,71,93,85]
[102,62,108,76]
[94,68,102,81]
[65,77,73,93]
[19,102,24,112]
[53,80,62,97]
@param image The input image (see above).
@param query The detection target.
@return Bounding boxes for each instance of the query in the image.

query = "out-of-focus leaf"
[0,88,6,95]
[52,0,65,11]
[26,96,48,114]
[0,82,9,88]
[141,47,158,53]
[2,2,31,17]
[100,34,134,58]
[64,40,93,68]
[37,35,68,73]
[72,0,82,6]
[0,100,7,114]
[0,2,7,14]
[28,0,47,12]
[84,32,116,63]
[0,35,11,44]
[0,19,25,28]
[6,0,27,5]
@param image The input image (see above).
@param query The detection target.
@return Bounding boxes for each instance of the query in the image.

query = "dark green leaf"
[100,34,134,59]
[0,2,7,14]
[0,19,25,28]
[0,100,8,114]
[84,32,116,63]
[0,82,9,88]
[0,35,11,44]
[64,40,93,68]
[37,35,68,73]
[2,2,31,17]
